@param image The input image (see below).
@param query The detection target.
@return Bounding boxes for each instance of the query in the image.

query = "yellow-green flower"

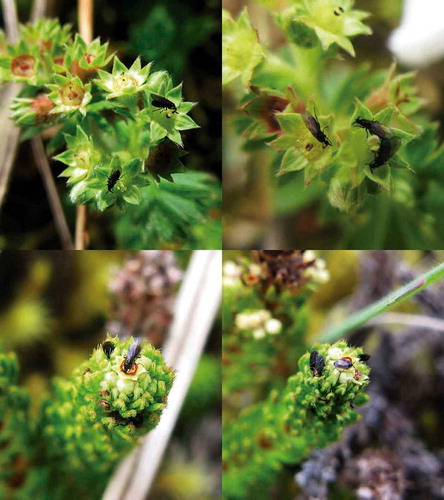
[47,73,92,115]
[222,8,265,86]
[0,40,41,84]
[95,57,151,99]
[290,0,372,56]
[56,126,98,185]
[61,34,113,76]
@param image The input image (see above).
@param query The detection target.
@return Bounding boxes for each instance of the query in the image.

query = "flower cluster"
[0,19,200,212]
[107,251,182,344]
[0,336,174,499]
[42,335,174,495]
[223,2,424,214]
[223,341,370,499]
[246,250,329,293]
[235,309,282,338]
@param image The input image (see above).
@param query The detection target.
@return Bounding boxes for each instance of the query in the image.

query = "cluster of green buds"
[0,352,32,498]
[223,1,424,213]
[0,19,199,211]
[222,341,370,499]
[38,335,174,497]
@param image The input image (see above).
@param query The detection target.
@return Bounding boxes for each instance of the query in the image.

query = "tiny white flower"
[252,328,266,339]
[327,347,343,360]
[265,318,282,334]
[223,260,240,277]
[303,250,316,263]
[235,313,251,330]
[388,0,444,67]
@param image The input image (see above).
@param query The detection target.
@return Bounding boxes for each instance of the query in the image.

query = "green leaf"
[222,8,265,86]
[122,158,142,177]
[166,83,183,105]
[123,185,141,205]
[115,172,221,248]
[175,114,200,131]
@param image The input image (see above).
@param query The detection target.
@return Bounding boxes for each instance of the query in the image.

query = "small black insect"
[122,338,142,374]
[102,340,115,359]
[358,353,371,362]
[130,414,144,428]
[369,135,401,172]
[333,6,344,16]
[302,111,332,148]
[310,350,325,377]
[151,94,178,117]
[107,169,122,193]
[353,117,388,139]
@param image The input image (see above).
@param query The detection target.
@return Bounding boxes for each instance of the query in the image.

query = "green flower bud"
[47,72,92,115]
[37,335,174,497]
[95,57,152,99]
[10,94,55,126]
[223,341,370,499]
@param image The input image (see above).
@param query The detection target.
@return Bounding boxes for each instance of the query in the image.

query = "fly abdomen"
[302,112,332,148]
[107,169,121,193]
[369,136,401,171]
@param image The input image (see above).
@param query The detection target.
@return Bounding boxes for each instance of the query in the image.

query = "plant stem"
[30,0,46,21]
[31,136,74,249]
[1,0,19,43]
[75,0,94,249]
[318,261,444,343]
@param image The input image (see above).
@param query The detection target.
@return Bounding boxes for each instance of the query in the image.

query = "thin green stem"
[318,261,444,343]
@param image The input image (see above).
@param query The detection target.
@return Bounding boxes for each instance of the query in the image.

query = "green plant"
[0,18,220,248]
[0,335,174,500]
[223,341,370,499]
[222,1,444,248]
[222,251,444,498]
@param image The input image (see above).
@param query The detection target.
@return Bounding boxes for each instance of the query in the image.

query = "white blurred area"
[388,0,444,67]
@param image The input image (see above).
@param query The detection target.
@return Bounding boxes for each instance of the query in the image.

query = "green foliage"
[115,172,222,249]
[0,352,32,497]
[0,18,220,247]
[127,3,214,77]
[222,251,372,498]
[223,1,444,247]
[0,336,174,500]
[222,341,370,499]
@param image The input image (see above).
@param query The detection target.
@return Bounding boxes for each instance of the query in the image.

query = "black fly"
[302,111,332,148]
[369,136,401,172]
[358,353,371,362]
[353,117,388,139]
[107,169,122,193]
[122,338,142,374]
[151,94,178,117]
[102,340,115,359]
[334,6,344,16]
[310,350,325,377]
